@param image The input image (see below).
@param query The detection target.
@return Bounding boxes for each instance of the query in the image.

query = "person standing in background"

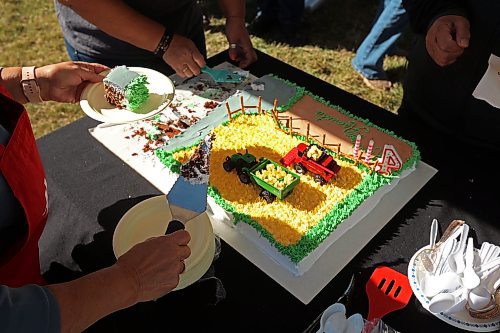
[249,0,305,44]
[351,0,408,90]
[55,0,257,78]
[399,0,500,154]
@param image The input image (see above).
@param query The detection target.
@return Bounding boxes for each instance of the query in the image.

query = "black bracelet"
[154,29,173,57]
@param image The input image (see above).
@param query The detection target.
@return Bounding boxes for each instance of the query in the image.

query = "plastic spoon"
[317,303,346,333]
[428,288,466,314]
[468,268,500,311]
[322,311,347,333]
[462,238,481,290]
[344,314,364,333]
[421,271,461,298]
[468,287,493,311]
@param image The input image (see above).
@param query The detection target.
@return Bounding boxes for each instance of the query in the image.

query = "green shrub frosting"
[125,75,149,111]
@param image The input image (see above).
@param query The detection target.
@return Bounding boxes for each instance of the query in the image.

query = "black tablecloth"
[38,50,500,332]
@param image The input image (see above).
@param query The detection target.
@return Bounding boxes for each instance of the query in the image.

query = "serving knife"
[165,136,211,234]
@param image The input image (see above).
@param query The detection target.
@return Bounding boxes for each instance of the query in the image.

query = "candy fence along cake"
[103,65,149,111]
[156,74,421,276]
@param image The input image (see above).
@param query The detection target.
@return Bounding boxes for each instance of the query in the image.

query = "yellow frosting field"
[173,114,366,246]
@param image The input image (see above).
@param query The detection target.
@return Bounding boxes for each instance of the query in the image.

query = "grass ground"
[0,0,410,138]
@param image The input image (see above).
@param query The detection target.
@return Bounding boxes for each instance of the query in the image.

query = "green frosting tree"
[125,75,149,111]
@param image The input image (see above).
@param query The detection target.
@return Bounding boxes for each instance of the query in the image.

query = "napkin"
[472,54,500,109]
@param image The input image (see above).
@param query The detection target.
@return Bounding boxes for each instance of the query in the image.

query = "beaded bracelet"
[154,29,173,57]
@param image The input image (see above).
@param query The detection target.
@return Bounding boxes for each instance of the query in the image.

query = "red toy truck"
[280,143,341,185]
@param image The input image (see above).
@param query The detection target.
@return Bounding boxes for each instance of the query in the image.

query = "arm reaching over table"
[219,0,257,68]
[0,61,108,104]
[47,231,191,333]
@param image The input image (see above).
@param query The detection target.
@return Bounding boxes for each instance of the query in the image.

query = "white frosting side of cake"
[207,165,416,276]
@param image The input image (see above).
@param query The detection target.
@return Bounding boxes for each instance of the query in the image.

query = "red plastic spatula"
[366,266,413,322]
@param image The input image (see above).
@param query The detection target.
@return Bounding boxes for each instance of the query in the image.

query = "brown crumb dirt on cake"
[104,85,126,109]
[156,123,181,138]
[204,101,219,109]
[129,110,203,154]
[180,135,213,181]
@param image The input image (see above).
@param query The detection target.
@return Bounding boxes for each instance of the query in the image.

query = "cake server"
[165,136,211,234]
[201,66,243,84]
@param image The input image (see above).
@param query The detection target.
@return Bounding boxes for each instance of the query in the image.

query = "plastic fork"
[365,266,413,322]
[201,66,243,83]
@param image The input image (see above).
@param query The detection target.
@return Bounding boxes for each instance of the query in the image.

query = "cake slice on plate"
[103,65,149,111]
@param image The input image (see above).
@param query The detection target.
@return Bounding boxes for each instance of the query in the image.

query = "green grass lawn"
[0,0,409,138]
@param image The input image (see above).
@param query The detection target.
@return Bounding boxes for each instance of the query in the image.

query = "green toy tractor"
[223,151,300,204]
[222,150,258,174]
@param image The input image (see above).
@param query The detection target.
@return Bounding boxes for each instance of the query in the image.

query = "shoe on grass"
[361,75,392,91]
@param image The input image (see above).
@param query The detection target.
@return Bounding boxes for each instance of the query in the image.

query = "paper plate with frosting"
[113,195,215,291]
[80,67,175,124]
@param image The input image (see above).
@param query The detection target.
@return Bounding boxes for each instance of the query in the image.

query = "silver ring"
[182,65,189,72]
[229,43,237,49]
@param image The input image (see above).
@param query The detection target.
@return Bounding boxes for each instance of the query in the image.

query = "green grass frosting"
[125,75,149,111]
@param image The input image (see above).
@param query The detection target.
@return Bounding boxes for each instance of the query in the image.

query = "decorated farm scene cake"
[103,65,149,111]
[148,74,420,276]
[90,65,423,284]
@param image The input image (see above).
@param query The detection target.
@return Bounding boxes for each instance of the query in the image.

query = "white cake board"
[87,64,436,304]
[208,162,436,304]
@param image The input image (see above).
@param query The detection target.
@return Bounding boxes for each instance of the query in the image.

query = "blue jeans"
[351,0,408,80]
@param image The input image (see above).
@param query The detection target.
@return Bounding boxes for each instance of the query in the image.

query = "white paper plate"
[113,195,215,291]
[408,246,500,332]
[80,67,175,124]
